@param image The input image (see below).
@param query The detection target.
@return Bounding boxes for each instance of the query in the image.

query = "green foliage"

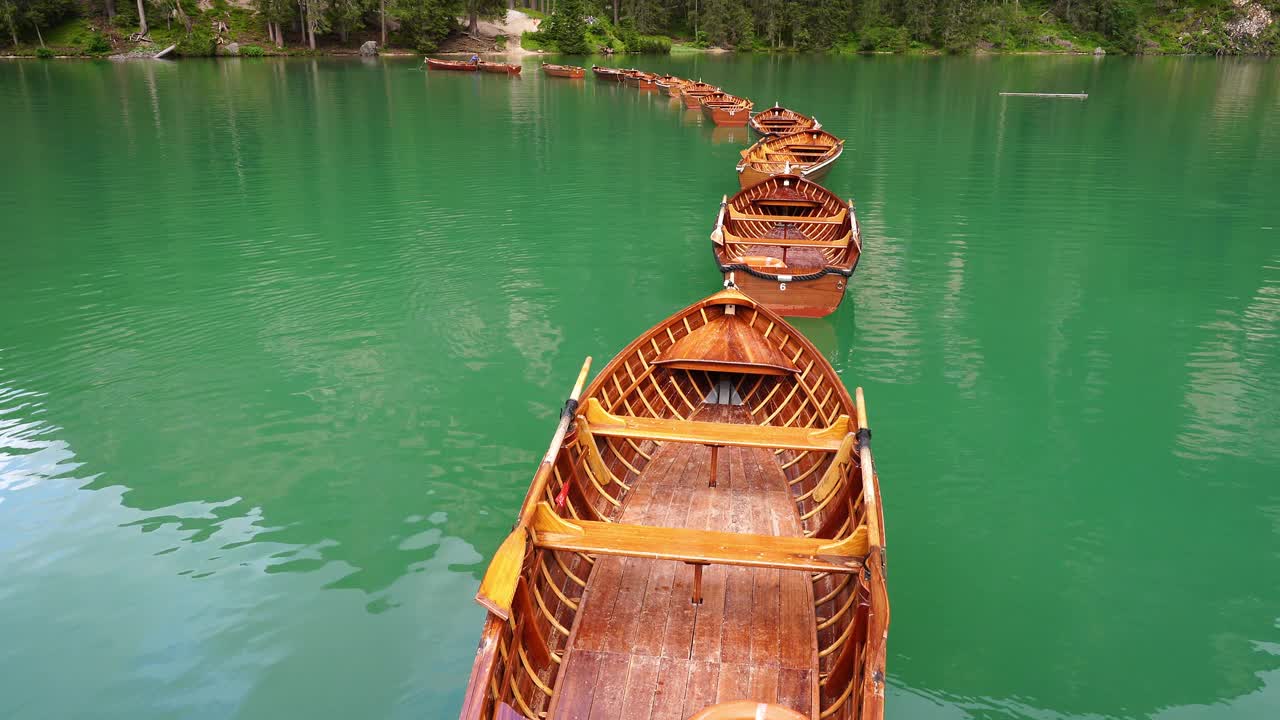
[240,43,265,55]
[35,43,53,56]
[541,0,589,53]
[175,23,216,55]
[83,28,109,52]
[326,0,369,42]
[394,0,458,52]
[614,21,672,53]
[519,28,549,50]
[858,25,910,52]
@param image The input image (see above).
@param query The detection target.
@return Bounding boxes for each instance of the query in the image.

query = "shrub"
[859,25,910,53]
[175,25,217,56]
[240,44,265,56]
[625,33,672,54]
[84,32,111,54]
[36,46,55,58]
[520,30,549,51]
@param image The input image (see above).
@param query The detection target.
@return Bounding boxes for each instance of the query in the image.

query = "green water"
[1,55,1278,719]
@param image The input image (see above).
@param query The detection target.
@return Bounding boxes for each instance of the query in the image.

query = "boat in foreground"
[711,175,861,317]
[701,91,754,127]
[591,65,626,81]
[681,81,720,109]
[750,104,822,136]
[478,61,522,75]
[737,129,845,189]
[426,58,478,72]
[542,63,585,79]
[460,288,888,720]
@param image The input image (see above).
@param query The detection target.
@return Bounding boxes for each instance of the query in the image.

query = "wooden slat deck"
[548,405,820,720]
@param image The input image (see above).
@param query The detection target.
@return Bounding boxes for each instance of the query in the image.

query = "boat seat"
[723,233,851,249]
[728,207,848,226]
[529,504,867,574]
[581,398,850,452]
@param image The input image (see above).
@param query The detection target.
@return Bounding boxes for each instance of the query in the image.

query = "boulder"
[1093,46,1106,56]
[223,42,239,55]
[360,40,378,56]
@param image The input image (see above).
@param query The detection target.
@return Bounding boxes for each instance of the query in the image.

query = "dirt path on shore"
[476,10,542,55]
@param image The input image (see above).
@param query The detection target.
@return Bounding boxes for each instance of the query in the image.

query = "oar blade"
[475,528,527,620]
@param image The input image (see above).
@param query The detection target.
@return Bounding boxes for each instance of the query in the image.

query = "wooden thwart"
[582,398,850,452]
[529,503,867,573]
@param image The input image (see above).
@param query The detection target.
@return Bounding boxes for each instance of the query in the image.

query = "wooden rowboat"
[461,288,888,720]
[622,70,660,90]
[426,58,479,72]
[737,130,845,190]
[681,81,720,109]
[591,65,625,81]
[750,104,821,137]
[478,61,522,74]
[701,91,754,127]
[655,74,687,96]
[542,63,585,79]
[711,175,861,317]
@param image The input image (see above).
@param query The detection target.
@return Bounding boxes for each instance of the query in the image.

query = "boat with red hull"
[711,174,861,317]
[700,91,754,127]
[426,58,478,72]
[681,81,720,109]
[542,63,585,79]
[478,61,522,75]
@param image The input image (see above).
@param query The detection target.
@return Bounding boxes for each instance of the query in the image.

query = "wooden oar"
[855,387,883,549]
[475,356,593,620]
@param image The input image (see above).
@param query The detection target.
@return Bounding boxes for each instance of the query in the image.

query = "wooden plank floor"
[549,405,818,720]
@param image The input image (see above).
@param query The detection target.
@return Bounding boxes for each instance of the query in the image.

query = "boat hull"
[426,58,478,72]
[542,64,585,78]
[722,270,849,317]
[478,62,521,74]
[702,102,752,127]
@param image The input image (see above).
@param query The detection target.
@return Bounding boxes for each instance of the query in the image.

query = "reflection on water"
[2,56,1279,719]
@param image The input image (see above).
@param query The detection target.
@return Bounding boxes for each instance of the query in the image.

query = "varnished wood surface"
[582,398,850,452]
[549,406,820,720]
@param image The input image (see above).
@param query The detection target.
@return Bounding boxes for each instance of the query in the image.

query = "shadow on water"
[1,56,1279,719]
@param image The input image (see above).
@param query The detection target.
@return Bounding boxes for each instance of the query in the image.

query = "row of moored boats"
[456,60,890,720]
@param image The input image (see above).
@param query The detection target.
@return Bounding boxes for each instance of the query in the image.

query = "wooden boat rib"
[426,58,478,72]
[542,63,586,79]
[711,175,861,317]
[701,91,755,127]
[682,81,721,109]
[736,129,845,190]
[478,61,522,75]
[750,104,821,137]
[461,289,888,720]
[591,65,625,81]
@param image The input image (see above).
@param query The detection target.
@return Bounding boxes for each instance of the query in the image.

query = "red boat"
[591,65,625,81]
[542,63,585,79]
[681,81,719,109]
[478,61,521,75]
[701,91,754,127]
[426,58,478,72]
[622,70,659,90]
